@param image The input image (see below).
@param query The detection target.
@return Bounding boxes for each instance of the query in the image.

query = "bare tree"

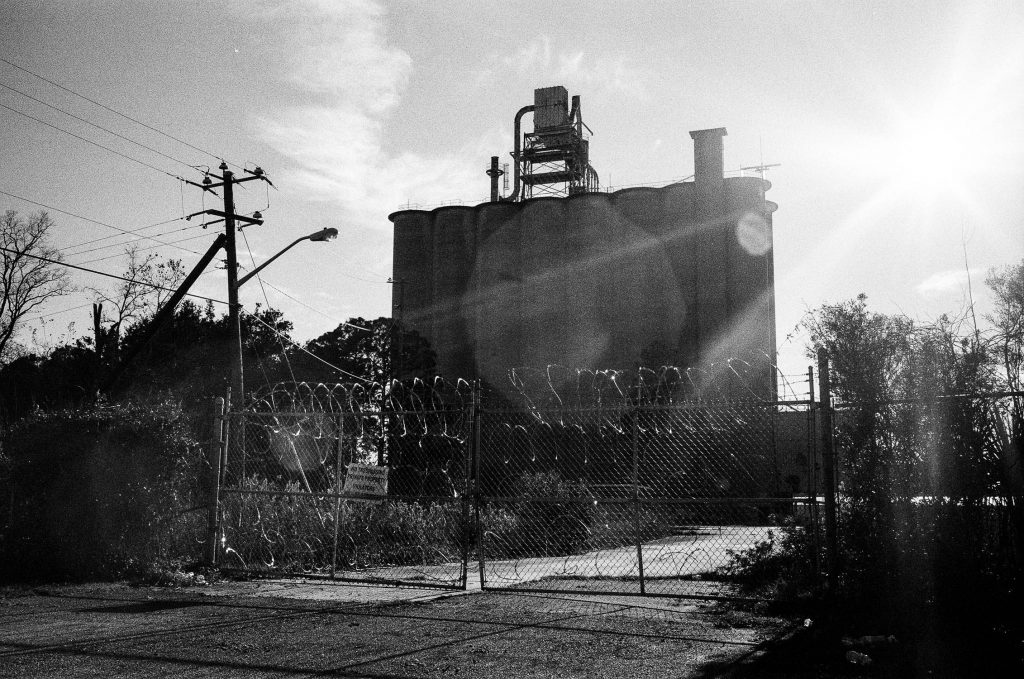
[0,210,72,364]
[91,245,185,357]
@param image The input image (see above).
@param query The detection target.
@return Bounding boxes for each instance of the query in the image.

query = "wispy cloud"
[916,268,982,297]
[253,0,483,227]
[480,35,649,98]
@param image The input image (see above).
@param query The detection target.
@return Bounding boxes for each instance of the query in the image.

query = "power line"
[336,267,391,284]
[241,228,296,383]
[66,222,208,259]
[0,80,197,170]
[29,301,96,320]
[0,101,183,180]
[0,100,182,180]
[7,253,371,382]
[77,232,215,265]
[0,189,203,256]
[0,56,242,170]
[0,245,227,306]
[242,308,369,383]
[256,277,371,332]
[63,216,186,251]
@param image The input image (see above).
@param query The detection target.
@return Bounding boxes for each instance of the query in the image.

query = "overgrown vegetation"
[0,242,438,583]
[218,470,601,574]
[480,471,595,557]
[220,479,464,573]
[0,401,207,581]
[717,284,1024,639]
[717,516,823,603]
[804,293,1021,630]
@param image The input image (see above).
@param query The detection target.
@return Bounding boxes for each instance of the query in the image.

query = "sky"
[2,0,1023,386]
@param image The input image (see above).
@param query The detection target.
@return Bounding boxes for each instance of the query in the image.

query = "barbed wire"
[247,356,806,415]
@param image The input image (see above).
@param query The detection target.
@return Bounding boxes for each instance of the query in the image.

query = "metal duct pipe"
[503,104,534,202]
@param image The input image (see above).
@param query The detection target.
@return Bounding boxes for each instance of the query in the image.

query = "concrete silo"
[390,91,777,400]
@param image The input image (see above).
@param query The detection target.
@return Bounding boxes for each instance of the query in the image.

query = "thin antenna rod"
[962,222,980,343]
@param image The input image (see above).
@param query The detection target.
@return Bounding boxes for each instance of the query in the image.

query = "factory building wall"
[390,137,778,400]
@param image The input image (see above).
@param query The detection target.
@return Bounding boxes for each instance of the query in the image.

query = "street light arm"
[236,227,337,288]
[237,235,310,288]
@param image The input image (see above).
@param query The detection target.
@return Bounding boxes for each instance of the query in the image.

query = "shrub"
[481,470,594,558]
[717,516,823,601]
[220,478,465,573]
[0,401,207,582]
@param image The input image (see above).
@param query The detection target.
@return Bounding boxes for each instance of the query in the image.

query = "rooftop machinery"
[490,86,600,201]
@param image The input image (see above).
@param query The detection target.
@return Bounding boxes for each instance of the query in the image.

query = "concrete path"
[270,525,775,596]
[481,525,772,589]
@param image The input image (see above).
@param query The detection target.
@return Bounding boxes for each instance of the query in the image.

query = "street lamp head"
[309,227,339,242]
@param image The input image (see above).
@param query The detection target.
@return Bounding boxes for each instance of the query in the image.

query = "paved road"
[0,582,796,678]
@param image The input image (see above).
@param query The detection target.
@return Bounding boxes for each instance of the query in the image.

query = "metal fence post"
[806,365,822,579]
[331,412,345,579]
[632,409,646,595]
[206,396,226,566]
[817,348,839,594]
[458,387,473,590]
[472,380,486,590]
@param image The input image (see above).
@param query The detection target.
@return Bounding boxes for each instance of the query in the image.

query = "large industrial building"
[390,86,778,400]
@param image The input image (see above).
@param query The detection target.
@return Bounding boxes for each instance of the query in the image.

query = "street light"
[231,226,338,414]
[237,227,338,288]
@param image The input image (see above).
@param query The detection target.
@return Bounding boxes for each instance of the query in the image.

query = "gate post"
[206,396,227,566]
[806,365,822,579]
[632,409,646,595]
[331,412,345,579]
[817,348,839,594]
[471,380,485,590]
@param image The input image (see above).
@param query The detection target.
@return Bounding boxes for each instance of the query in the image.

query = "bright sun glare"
[883,102,988,198]
[807,36,1023,274]
[840,43,1022,206]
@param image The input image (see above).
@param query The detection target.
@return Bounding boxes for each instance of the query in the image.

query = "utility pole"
[183,163,270,412]
[222,165,243,411]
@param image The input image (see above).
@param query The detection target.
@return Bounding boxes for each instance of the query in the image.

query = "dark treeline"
[0,299,436,424]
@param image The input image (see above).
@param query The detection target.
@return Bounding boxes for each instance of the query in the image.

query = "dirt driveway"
[0,580,798,678]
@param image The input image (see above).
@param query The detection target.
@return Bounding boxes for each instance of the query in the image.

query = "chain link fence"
[218,381,472,588]
[215,368,821,599]
[475,366,816,598]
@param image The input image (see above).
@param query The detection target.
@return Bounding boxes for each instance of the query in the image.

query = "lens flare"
[735,212,771,256]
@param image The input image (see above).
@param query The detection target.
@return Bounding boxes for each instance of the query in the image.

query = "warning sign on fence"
[342,464,388,499]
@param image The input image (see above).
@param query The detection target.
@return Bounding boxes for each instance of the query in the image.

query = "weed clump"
[717,516,822,603]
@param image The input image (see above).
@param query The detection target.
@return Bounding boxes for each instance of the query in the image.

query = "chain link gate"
[475,400,819,598]
[211,378,823,600]
[215,382,474,589]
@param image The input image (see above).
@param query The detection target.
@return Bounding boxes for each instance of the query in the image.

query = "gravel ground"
[0,580,798,678]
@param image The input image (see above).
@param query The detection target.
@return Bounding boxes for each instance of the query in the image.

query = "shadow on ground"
[0,581,800,678]
[723,615,1024,679]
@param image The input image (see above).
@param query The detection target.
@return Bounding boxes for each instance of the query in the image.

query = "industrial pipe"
[503,104,535,202]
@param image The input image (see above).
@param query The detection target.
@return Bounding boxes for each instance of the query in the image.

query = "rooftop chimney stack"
[689,127,728,200]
